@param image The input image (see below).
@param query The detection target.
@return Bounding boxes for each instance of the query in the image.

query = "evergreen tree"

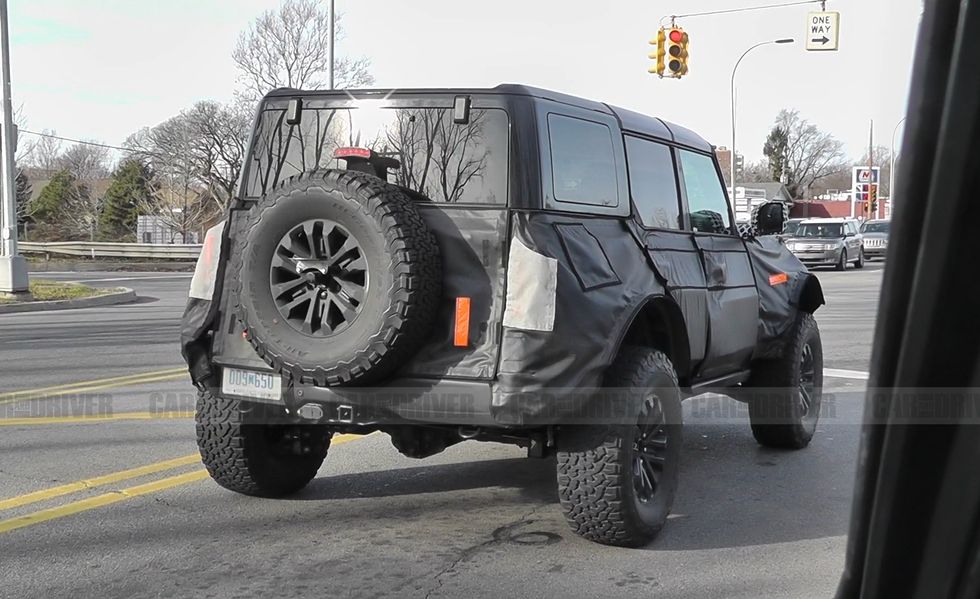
[31,169,76,239]
[98,159,151,241]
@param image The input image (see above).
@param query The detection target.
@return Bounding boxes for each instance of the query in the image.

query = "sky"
[10,0,922,164]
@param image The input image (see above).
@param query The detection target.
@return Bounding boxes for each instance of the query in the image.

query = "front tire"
[745,313,823,449]
[836,248,848,271]
[556,348,682,547]
[854,247,865,268]
[196,387,330,497]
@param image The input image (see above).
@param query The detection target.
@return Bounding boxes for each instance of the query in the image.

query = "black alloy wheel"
[271,219,368,337]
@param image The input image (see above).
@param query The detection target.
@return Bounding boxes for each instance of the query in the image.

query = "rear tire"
[196,387,330,497]
[746,313,823,449]
[556,347,682,547]
[836,249,848,271]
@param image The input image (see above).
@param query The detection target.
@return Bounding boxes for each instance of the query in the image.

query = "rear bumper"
[288,378,497,427]
[222,369,614,429]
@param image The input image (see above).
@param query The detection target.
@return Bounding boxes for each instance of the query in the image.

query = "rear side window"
[548,114,618,207]
[678,149,732,234]
[624,136,681,229]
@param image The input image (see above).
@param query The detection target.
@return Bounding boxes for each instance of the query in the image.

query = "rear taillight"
[334,147,372,159]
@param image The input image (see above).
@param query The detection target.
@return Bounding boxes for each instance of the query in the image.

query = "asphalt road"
[0,264,885,599]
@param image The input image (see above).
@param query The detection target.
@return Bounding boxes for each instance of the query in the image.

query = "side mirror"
[754,202,786,236]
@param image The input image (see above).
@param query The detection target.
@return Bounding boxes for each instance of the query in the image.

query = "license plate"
[221,368,282,401]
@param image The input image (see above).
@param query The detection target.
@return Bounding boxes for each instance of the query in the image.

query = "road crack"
[423,503,550,599]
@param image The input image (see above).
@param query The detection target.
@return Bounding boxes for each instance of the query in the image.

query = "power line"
[661,0,824,25]
[18,129,145,155]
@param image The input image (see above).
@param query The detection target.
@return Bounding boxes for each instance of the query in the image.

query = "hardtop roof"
[264,83,714,152]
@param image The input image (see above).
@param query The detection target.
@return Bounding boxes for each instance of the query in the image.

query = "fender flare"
[610,293,693,383]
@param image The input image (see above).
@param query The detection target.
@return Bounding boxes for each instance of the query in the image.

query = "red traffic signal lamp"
[665,27,689,78]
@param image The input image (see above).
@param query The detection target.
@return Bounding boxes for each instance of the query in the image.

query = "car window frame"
[674,147,738,237]
[536,100,629,217]
[622,133,685,232]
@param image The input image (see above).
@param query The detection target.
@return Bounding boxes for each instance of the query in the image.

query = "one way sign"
[806,11,840,51]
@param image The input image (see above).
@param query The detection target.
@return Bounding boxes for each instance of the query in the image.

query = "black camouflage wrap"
[179,85,823,427]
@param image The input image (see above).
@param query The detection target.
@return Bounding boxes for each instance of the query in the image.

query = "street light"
[730,38,794,199]
[890,117,906,210]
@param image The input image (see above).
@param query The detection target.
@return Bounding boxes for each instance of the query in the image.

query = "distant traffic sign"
[806,11,840,51]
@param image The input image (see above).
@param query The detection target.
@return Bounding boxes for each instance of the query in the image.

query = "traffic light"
[648,29,666,76]
[734,153,744,179]
[868,183,878,215]
[665,27,690,78]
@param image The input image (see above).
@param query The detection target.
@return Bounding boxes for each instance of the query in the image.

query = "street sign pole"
[0,0,30,298]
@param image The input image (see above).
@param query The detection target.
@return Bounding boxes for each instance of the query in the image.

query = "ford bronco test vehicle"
[182,85,825,547]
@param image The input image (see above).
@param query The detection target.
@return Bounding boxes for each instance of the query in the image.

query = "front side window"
[547,113,619,207]
[624,136,681,229]
[245,105,509,204]
[678,149,731,234]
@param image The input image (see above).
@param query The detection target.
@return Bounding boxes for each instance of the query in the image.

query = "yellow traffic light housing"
[664,27,690,78]
[648,29,666,76]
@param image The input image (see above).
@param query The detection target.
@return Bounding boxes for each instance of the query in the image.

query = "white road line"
[823,368,870,380]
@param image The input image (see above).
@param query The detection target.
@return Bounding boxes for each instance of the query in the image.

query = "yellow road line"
[0,411,194,427]
[0,454,201,512]
[0,434,362,534]
[0,368,189,406]
[0,470,210,534]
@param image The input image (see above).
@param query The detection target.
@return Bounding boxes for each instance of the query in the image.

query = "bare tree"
[184,100,251,205]
[58,143,111,181]
[28,130,64,173]
[31,144,110,241]
[740,160,776,184]
[127,117,217,243]
[233,0,373,101]
[58,180,104,241]
[769,109,850,199]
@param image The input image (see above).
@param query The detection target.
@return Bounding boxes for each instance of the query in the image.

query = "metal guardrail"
[19,241,202,260]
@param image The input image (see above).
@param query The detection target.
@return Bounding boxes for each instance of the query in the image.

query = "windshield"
[862,221,890,233]
[245,103,509,204]
[796,223,844,238]
[783,220,803,235]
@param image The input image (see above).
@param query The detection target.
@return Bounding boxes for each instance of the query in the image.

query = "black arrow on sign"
[811,35,830,44]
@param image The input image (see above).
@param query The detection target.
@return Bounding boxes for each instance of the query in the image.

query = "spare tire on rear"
[237,169,441,386]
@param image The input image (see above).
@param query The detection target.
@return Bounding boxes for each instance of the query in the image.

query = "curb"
[0,287,137,314]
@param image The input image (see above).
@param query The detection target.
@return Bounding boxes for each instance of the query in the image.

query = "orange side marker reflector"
[769,273,789,286]
[454,297,471,347]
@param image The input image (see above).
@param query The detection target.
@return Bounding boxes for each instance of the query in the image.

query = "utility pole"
[327,0,336,90]
[0,0,29,299]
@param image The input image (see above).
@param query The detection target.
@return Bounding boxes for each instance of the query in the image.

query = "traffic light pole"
[0,0,30,298]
